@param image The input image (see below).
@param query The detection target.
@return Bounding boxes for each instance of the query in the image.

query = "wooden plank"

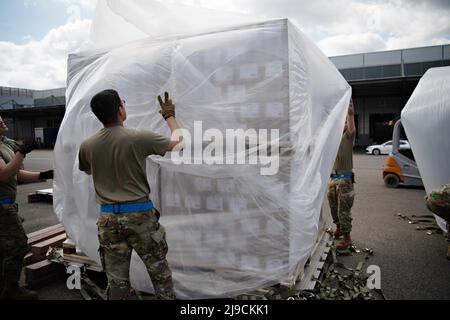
[23,253,34,266]
[63,239,77,254]
[295,231,333,291]
[27,225,65,246]
[63,253,100,266]
[27,189,54,203]
[27,224,64,239]
[31,233,67,257]
[28,193,53,204]
[61,253,103,272]
[25,260,65,290]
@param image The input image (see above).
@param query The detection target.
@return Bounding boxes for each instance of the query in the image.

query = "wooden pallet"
[30,224,332,297]
[61,253,103,272]
[295,230,333,291]
[24,260,66,290]
[31,233,67,259]
[23,224,68,289]
[24,224,66,265]
[27,224,65,246]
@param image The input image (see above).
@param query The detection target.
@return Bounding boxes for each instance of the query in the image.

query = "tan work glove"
[348,99,355,116]
[158,92,175,121]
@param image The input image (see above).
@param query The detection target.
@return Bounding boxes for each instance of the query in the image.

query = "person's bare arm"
[347,100,356,134]
[78,144,92,176]
[158,92,183,151]
[166,117,183,151]
[0,154,25,183]
[17,170,40,183]
[18,169,54,183]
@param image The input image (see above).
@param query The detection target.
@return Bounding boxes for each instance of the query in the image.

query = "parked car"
[366,140,410,155]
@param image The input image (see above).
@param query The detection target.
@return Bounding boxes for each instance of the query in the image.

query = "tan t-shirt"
[78,126,170,205]
[333,130,355,174]
[0,136,21,199]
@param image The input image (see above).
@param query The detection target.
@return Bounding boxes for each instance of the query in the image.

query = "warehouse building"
[330,44,450,146]
[0,87,65,146]
[0,44,449,147]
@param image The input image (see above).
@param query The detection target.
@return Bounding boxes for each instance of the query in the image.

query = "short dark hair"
[90,89,122,125]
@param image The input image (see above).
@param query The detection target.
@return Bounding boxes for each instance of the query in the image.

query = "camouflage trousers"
[425,184,450,242]
[0,204,29,288]
[327,178,355,234]
[97,208,175,300]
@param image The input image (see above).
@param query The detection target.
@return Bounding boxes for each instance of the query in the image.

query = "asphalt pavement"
[18,150,450,300]
[329,152,450,300]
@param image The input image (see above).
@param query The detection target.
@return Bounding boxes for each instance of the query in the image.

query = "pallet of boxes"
[54,15,351,299]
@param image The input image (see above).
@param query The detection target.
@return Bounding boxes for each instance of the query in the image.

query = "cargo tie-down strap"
[235,234,384,301]
[394,213,443,235]
[100,201,154,214]
[0,197,15,205]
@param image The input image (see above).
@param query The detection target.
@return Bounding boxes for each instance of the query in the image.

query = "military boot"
[333,224,343,239]
[336,234,352,251]
[0,284,38,300]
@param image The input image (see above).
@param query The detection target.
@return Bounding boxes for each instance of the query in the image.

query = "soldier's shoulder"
[122,127,139,136]
[124,128,155,141]
[80,132,102,149]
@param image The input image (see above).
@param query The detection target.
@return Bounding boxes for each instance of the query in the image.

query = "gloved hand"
[157,92,175,120]
[348,99,355,116]
[16,140,38,156]
[39,170,54,180]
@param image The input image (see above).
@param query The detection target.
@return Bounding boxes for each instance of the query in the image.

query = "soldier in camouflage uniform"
[425,184,450,260]
[0,116,54,300]
[79,90,182,300]
[327,100,356,250]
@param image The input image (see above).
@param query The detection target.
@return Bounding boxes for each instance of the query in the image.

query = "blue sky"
[0,0,93,44]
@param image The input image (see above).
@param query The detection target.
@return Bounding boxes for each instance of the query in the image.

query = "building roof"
[330,44,450,81]
[0,86,65,109]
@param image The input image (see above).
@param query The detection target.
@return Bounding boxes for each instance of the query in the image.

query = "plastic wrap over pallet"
[402,66,450,232]
[54,3,351,299]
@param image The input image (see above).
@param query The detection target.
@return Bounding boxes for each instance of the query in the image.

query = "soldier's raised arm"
[157,92,183,151]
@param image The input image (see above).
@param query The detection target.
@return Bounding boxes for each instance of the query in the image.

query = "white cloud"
[318,33,387,56]
[1,0,449,90]
[24,0,98,11]
[198,0,450,55]
[107,0,450,55]
[0,19,91,89]
[54,0,98,11]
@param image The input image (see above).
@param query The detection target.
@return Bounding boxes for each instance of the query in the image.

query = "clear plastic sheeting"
[87,0,257,52]
[54,9,351,298]
[402,66,450,232]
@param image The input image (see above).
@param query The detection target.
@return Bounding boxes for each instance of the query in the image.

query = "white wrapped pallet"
[54,1,351,298]
[402,66,450,231]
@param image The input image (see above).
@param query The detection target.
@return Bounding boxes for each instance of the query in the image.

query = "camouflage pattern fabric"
[0,204,29,288]
[425,184,450,242]
[327,178,355,234]
[426,184,450,222]
[97,208,175,300]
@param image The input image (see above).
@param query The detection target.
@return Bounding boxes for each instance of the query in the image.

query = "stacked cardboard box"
[153,21,297,274]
